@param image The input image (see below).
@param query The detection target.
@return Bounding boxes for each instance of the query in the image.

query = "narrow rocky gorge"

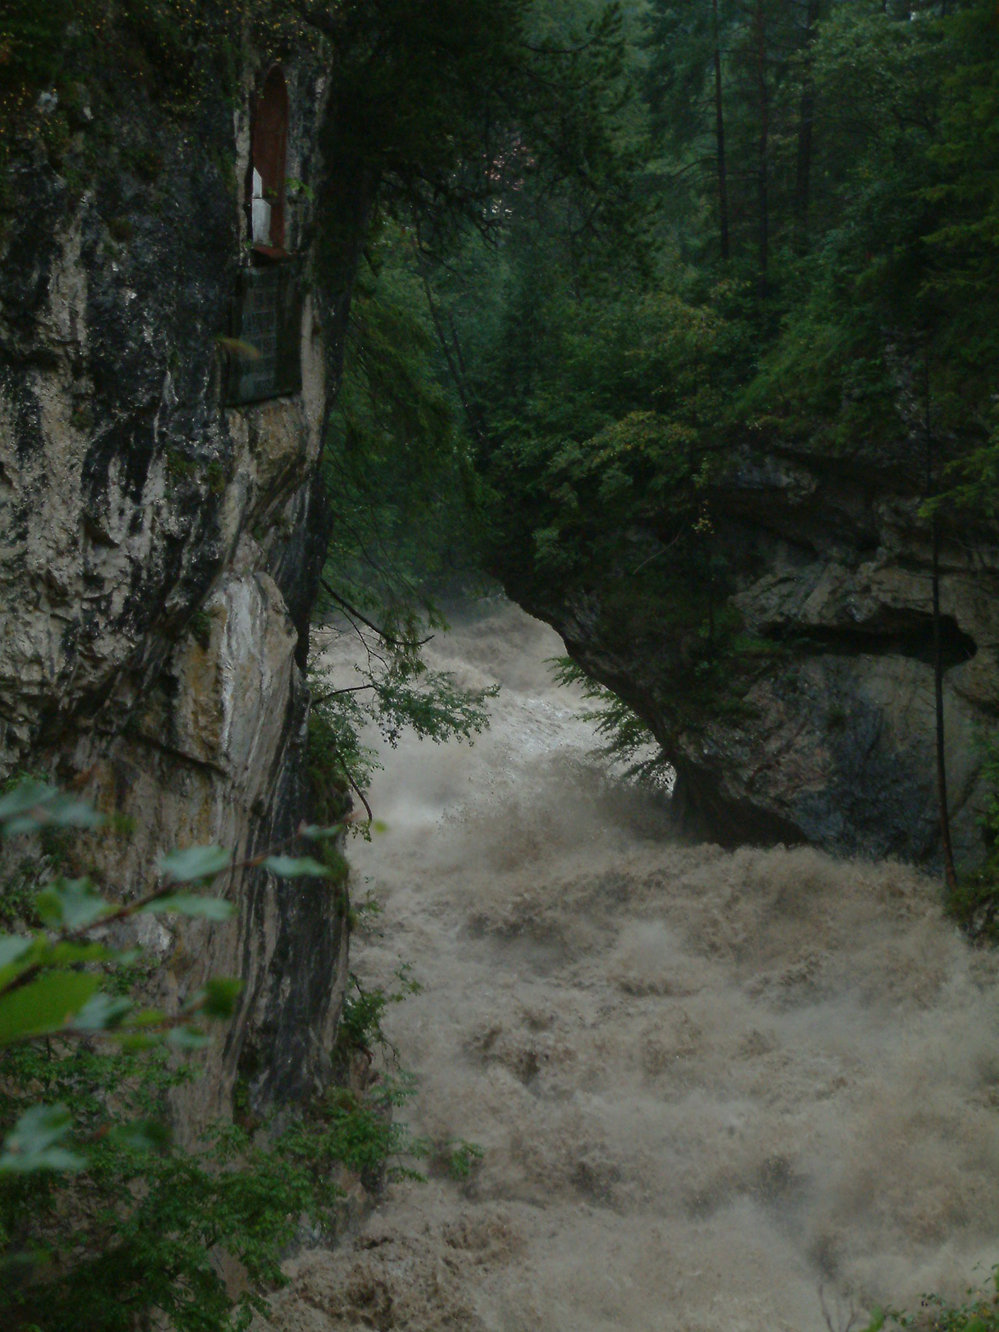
[3,9,997,1156]
[3,6,999,1327]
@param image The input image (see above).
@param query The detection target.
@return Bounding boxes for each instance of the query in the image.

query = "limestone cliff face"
[0,51,351,1122]
[506,435,999,867]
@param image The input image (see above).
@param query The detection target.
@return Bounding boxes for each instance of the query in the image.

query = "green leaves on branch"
[864,1263,999,1332]
[197,977,243,1019]
[0,1067,421,1331]
[369,666,496,749]
[0,935,32,974]
[144,893,234,920]
[0,776,356,1325]
[158,844,232,883]
[296,821,345,841]
[0,780,102,836]
[260,854,334,878]
[0,780,344,1163]
[0,1104,84,1176]
[36,876,108,929]
[0,971,100,1046]
[0,875,236,1051]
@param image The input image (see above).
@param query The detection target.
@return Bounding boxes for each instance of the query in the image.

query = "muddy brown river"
[262,599,999,1331]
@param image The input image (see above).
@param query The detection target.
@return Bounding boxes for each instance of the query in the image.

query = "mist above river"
[264,599,999,1332]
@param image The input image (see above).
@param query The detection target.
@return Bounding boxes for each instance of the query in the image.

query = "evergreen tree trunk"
[793,0,820,253]
[752,0,769,298]
[712,0,731,260]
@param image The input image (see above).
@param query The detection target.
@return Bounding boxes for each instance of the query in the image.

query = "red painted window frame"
[250,66,290,259]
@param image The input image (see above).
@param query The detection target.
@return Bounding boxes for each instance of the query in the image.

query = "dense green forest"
[1,0,998,1327]
[348,0,999,643]
[332,0,999,851]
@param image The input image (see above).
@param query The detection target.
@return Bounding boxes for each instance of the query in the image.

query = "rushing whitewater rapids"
[264,599,999,1332]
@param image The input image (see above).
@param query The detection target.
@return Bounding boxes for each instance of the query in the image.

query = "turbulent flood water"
[265,600,999,1332]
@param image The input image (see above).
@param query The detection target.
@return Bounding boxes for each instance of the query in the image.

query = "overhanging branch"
[321,579,434,650]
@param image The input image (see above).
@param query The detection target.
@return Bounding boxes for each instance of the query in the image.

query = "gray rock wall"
[0,45,352,1124]
[508,437,999,867]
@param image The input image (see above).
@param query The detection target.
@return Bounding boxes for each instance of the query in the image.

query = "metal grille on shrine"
[224,66,302,407]
[225,262,302,406]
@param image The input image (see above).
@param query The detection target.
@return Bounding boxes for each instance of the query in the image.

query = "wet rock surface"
[509,443,999,865]
[0,46,348,1121]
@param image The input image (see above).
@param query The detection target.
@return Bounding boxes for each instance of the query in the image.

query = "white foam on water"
[263,600,999,1331]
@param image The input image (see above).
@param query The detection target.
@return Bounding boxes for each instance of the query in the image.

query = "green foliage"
[312,0,632,251]
[0,0,329,215]
[378,0,999,768]
[346,888,384,934]
[947,733,999,943]
[307,654,495,833]
[946,868,999,946]
[736,1,999,454]
[306,699,372,829]
[337,965,422,1061]
[0,0,75,108]
[2,783,468,1330]
[370,666,496,750]
[320,228,489,618]
[550,657,673,789]
[0,780,363,1331]
[0,787,243,1102]
[309,596,497,831]
[865,1264,999,1332]
[307,0,642,731]
[434,1138,485,1181]
[0,785,252,1164]
[313,225,501,827]
[0,1043,421,1332]
[329,963,483,1188]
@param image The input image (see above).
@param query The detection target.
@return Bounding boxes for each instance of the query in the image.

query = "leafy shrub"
[947,735,999,943]
[0,779,482,1328]
[337,964,422,1065]
[0,779,354,1330]
[549,656,674,790]
[865,1265,999,1331]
